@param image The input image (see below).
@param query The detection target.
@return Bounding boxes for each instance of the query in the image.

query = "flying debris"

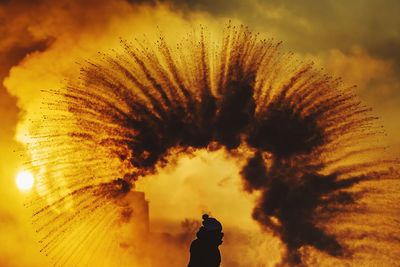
[24,24,400,266]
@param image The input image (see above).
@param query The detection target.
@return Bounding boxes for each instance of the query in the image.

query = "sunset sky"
[0,1,399,266]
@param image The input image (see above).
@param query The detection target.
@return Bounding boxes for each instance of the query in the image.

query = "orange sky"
[0,1,399,266]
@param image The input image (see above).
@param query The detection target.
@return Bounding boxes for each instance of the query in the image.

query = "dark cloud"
[0,39,52,142]
[159,0,245,16]
[2,0,399,69]
[156,0,400,72]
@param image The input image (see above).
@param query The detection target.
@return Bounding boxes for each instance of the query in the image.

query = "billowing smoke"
[24,24,400,266]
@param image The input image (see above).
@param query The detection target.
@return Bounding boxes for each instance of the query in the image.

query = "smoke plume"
[21,24,400,266]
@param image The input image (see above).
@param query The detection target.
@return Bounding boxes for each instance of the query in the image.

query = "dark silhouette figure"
[187,214,223,267]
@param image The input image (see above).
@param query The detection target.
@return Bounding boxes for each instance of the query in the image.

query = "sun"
[16,171,35,192]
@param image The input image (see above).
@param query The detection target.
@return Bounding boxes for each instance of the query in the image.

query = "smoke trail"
[25,24,400,266]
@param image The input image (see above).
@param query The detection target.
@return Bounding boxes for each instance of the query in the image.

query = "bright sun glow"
[16,171,34,191]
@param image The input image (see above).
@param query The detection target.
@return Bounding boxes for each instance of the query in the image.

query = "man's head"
[202,214,222,232]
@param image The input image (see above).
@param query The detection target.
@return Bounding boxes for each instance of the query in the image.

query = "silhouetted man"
[187,214,223,267]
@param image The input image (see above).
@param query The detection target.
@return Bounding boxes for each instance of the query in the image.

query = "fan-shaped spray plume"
[24,25,400,266]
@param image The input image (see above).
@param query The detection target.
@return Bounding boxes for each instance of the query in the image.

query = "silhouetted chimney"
[126,191,150,235]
